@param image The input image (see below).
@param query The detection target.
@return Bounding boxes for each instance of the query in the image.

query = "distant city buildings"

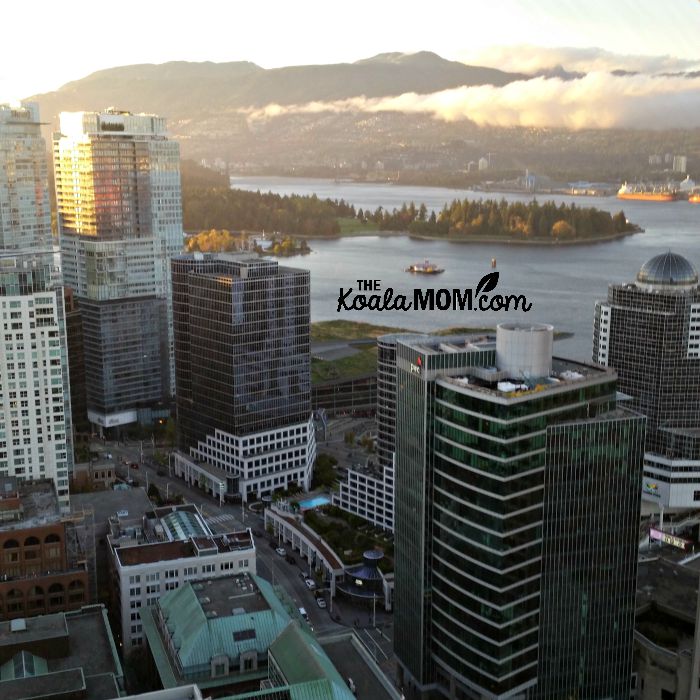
[393,325,644,700]
[673,155,688,173]
[53,109,182,431]
[107,502,255,649]
[0,103,73,510]
[594,251,700,511]
[171,253,315,502]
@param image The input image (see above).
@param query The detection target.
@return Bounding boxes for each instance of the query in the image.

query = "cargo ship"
[405,260,445,274]
[617,183,678,202]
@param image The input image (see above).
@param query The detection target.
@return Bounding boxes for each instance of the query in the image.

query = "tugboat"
[405,259,445,274]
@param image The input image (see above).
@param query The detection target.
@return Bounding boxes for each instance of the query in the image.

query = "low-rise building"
[71,460,116,492]
[140,575,354,699]
[108,503,255,650]
[0,477,94,619]
[0,604,123,700]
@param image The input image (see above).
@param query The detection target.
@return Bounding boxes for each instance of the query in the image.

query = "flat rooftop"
[0,606,121,700]
[0,480,61,531]
[115,530,253,567]
[71,487,152,536]
[442,356,611,399]
[190,574,270,617]
[637,556,699,624]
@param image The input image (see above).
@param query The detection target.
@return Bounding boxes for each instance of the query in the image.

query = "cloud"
[458,45,700,75]
[242,72,700,130]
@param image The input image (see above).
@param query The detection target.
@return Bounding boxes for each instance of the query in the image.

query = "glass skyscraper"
[0,103,73,511]
[171,253,315,502]
[53,110,181,430]
[593,251,700,510]
[394,324,644,700]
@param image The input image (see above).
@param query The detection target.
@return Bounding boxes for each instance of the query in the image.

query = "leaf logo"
[475,272,499,297]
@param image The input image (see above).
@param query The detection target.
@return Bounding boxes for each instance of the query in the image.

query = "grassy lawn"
[311,345,378,384]
[337,217,381,235]
[311,320,413,342]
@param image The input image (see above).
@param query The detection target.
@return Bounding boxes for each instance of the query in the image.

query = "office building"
[0,103,73,510]
[107,503,255,649]
[593,251,700,510]
[53,110,182,430]
[394,324,645,700]
[0,477,94,619]
[171,253,315,502]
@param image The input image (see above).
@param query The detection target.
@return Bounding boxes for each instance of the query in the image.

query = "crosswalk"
[206,513,238,525]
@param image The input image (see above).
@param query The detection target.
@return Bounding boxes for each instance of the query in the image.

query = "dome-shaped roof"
[637,252,698,288]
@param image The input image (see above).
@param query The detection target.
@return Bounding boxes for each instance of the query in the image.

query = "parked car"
[130,462,139,470]
[299,571,310,579]
[316,597,327,609]
[304,578,316,590]
[269,541,277,549]
[252,529,264,538]
[285,554,296,565]
[275,547,286,557]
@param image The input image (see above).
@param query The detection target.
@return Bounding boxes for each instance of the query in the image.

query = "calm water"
[230,176,700,360]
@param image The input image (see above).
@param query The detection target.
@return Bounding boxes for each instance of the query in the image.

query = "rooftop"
[189,575,270,618]
[0,606,122,700]
[115,530,253,567]
[0,480,61,532]
[441,356,611,400]
[637,251,699,289]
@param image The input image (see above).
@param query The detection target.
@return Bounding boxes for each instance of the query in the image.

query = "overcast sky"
[0,0,698,102]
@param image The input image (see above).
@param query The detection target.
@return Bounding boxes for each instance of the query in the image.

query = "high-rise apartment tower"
[0,103,73,511]
[53,110,181,430]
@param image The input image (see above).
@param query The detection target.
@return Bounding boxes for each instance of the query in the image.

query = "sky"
[1,0,699,103]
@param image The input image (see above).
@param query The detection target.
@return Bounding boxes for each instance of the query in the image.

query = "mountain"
[28,51,525,125]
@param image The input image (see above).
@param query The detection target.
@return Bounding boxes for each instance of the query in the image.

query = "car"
[316,597,327,609]
[299,571,310,579]
[304,578,316,590]
[252,529,264,538]
[285,554,296,565]
[269,541,277,549]
[275,547,286,556]
[116,509,128,518]
[130,462,139,470]
[298,607,308,621]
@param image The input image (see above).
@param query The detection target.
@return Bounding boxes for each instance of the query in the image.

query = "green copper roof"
[270,622,354,700]
[155,577,292,669]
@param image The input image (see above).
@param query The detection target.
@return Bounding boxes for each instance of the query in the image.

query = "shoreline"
[297,227,643,246]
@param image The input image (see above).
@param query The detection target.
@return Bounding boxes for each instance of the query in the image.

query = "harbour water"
[230,176,700,360]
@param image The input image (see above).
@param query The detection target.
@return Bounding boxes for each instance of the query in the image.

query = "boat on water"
[405,259,445,274]
[617,183,679,202]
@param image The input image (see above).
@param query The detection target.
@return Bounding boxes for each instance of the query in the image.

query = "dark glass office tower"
[593,251,700,510]
[394,324,644,700]
[171,253,314,501]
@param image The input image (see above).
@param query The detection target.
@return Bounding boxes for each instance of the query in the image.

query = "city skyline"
[1,1,698,103]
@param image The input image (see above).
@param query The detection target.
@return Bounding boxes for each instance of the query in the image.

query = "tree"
[551,220,575,239]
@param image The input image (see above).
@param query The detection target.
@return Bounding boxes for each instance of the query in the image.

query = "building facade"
[593,251,700,510]
[0,478,92,619]
[0,103,73,510]
[171,254,315,501]
[393,324,645,700]
[54,110,182,430]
